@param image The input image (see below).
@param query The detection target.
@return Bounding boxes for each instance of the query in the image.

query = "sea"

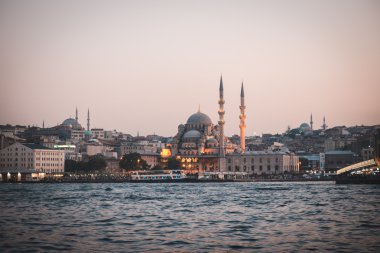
[0,181,379,252]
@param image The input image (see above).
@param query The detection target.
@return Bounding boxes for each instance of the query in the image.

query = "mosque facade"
[169,77,299,176]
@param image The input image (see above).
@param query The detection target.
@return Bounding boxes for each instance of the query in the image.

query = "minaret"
[322,116,328,131]
[75,107,78,122]
[218,76,226,159]
[42,120,45,129]
[310,113,313,130]
[239,82,246,153]
[87,108,90,131]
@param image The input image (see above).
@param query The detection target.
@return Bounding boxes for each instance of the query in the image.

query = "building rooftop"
[23,143,52,150]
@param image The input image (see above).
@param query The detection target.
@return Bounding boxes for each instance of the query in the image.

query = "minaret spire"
[322,116,327,131]
[43,120,45,129]
[218,75,226,161]
[75,107,78,122]
[239,82,246,153]
[87,108,90,131]
[310,113,313,130]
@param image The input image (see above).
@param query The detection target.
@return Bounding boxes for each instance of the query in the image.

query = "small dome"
[62,118,82,129]
[183,130,201,138]
[207,138,218,144]
[84,130,92,136]
[186,112,212,125]
[299,123,311,131]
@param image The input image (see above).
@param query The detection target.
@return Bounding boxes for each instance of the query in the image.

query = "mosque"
[168,76,246,173]
[168,76,299,176]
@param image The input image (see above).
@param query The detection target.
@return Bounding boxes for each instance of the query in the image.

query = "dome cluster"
[62,118,82,130]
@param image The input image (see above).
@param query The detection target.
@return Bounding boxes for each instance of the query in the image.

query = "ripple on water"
[0,182,380,252]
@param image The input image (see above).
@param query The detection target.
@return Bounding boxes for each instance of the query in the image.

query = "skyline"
[1,0,380,136]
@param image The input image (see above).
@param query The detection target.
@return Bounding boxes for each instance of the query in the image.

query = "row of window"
[36,152,63,156]
[36,163,63,167]
[0,164,32,168]
[37,157,63,161]
[0,153,33,157]
[228,165,281,172]
[228,157,280,164]
[40,168,63,172]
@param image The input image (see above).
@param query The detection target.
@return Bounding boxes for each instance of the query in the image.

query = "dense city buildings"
[0,78,379,182]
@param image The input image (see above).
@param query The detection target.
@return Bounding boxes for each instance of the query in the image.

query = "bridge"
[336,159,377,175]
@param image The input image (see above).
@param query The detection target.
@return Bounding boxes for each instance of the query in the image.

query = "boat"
[130,169,187,181]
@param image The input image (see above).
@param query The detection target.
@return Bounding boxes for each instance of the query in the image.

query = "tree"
[65,159,78,172]
[87,154,107,172]
[64,160,89,173]
[167,157,181,170]
[119,152,149,170]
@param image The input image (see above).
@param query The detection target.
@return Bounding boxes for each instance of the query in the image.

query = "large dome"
[186,112,212,126]
[62,118,82,129]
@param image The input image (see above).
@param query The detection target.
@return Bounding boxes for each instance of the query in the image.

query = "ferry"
[130,170,187,181]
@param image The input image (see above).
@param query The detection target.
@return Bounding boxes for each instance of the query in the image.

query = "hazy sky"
[1,0,379,136]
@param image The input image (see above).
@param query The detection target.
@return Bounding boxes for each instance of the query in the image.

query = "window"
[267,165,271,171]
[259,165,263,171]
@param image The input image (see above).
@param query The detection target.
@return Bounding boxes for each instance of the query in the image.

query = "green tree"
[87,154,107,172]
[64,159,77,172]
[167,157,181,170]
[119,152,149,170]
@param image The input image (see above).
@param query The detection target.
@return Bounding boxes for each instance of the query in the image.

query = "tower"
[75,107,78,122]
[87,108,90,131]
[218,76,226,161]
[310,113,313,130]
[322,116,328,131]
[42,120,45,129]
[239,82,246,153]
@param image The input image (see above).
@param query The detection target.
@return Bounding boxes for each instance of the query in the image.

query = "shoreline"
[0,178,335,184]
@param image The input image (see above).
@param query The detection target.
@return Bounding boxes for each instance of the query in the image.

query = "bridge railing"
[336,159,376,175]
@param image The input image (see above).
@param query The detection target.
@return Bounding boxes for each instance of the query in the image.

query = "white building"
[0,142,65,181]
[226,151,299,176]
[91,128,105,139]
[53,144,82,161]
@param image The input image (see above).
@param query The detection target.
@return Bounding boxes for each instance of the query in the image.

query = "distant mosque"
[61,108,91,132]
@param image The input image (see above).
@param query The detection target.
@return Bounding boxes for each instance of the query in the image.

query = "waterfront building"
[0,142,65,181]
[226,151,299,175]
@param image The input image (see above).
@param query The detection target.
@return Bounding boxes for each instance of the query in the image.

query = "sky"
[0,0,379,137]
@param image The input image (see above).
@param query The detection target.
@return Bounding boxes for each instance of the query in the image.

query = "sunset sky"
[1,0,379,136]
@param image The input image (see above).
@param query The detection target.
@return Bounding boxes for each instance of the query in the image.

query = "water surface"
[1,182,379,252]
